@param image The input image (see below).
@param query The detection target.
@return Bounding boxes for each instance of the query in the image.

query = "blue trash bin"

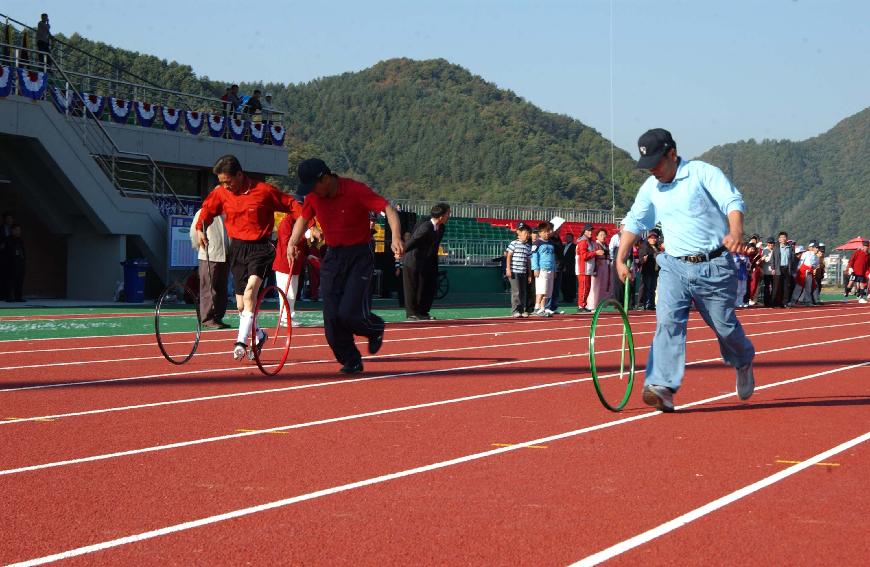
[121,258,149,303]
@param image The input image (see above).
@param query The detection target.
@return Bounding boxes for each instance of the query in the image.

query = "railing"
[440,238,510,267]
[0,16,284,130]
[1,42,184,209]
[393,198,615,225]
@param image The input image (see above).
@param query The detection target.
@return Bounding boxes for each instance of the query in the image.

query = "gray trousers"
[509,273,530,314]
[198,260,228,323]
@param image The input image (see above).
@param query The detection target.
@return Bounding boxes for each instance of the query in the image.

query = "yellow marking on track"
[775,459,840,467]
[3,416,55,422]
[236,429,289,435]
[492,443,548,450]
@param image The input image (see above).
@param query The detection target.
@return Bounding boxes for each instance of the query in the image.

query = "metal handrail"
[393,199,616,225]
[3,42,184,209]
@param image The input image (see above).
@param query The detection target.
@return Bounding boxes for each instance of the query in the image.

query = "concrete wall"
[66,219,126,300]
[102,121,289,176]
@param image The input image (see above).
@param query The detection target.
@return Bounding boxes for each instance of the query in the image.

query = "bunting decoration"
[161,106,180,131]
[50,86,72,113]
[184,110,204,135]
[249,122,266,144]
[0,65,13,98]
[134,101,158,127]
[207,113,226,137]
[108,97,132,123]
[269,124,285,146]
[228,118,247,141]
[16,67,47,100]
[82,93,105,119]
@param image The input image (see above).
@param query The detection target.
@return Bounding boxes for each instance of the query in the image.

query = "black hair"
[430,203,451,218]
[213,154,243,176]
[537,221,552,231]
[777,231,788,238]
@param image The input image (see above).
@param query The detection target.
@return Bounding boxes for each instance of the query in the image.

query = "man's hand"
[196,230,208,249]
[534,270,540,278]
[506,269,512,278]
[595,249,604,256]
[288,246,300,261]
[722,231,745,254]
[391,238,404,258]
[616,261,633,283]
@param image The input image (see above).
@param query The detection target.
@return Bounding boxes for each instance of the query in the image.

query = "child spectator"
[506,223,532,317]
[531,222,556,316]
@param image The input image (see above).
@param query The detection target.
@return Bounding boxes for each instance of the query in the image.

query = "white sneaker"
[544,309,555,316]
[860,298,868,304]
[512,312,522,318]
[736,362,755,400]
[748,300,756,306]
[232,342,247,360]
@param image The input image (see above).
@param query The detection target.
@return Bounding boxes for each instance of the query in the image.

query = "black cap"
[516,222,530,231]
[808,240,819,248]
[636,128,676,169]
[863,240,869,246]
[766,237,775,244]
[583,223,594,233]
[297,158,331,196]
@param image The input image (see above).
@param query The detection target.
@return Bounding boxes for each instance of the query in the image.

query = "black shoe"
[420,313,436,320]
[339,360,364,374]
[368,333,383,355]
[406,315,420,321]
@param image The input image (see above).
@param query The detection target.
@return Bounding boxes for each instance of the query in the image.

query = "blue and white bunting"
[134,101,158,127]
[16,67,47,100]
[269,124,285,146]
[82,93,105,119]
[162,106,180,131]
[207,113,226,137]
[184,110,204,135]
[109,97,132,123]
[229,118,247,140]
[0,65,13,98]
[249,122,265,144]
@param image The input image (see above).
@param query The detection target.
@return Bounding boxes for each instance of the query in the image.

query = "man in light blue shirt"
[615,128,755,412]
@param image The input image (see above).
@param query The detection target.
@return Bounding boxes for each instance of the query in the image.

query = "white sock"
[237,311,254,344]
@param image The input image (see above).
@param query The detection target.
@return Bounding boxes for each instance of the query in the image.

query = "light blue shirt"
[622,159,745,258]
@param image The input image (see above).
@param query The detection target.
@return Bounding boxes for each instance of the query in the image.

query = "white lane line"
[0,313,608,345]
[7,364,867,567]
[0,304,850,355]
[570,430,870,566]
[0,310,864,404]
[2,336,866,477]
[0,308,858,391]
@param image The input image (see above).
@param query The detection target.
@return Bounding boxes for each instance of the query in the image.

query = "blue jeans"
[645,253,755,392]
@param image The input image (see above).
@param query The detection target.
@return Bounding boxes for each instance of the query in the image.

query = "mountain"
[45,32,644,212]
[699,107,870,249]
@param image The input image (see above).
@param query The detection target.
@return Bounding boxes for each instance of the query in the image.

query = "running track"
[1,304,868,565]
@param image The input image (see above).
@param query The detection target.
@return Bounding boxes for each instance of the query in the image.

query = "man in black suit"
[771,231,796,307]
[403,203,450,320]
[560,232,576,303]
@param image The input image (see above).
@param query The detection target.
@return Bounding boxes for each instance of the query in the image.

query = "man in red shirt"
[196,154,302,360]
[288,158,404,374]
[845,240,870,303]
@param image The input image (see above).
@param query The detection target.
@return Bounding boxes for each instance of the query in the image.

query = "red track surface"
[1,304,868,566]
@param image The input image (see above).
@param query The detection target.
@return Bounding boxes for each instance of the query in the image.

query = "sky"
[6,0,869,159]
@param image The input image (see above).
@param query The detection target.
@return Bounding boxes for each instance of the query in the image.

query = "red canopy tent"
[835,236,867,251]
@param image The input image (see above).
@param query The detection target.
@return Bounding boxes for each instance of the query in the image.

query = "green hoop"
[588,271,636,412]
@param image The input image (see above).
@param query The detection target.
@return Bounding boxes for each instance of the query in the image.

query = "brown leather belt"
[676,245,728,264]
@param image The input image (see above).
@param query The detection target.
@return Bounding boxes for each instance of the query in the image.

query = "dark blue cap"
[297,158,331,196]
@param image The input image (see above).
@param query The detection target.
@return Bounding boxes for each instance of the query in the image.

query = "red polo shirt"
[197,177,301,241]
[301,177,388,247]
[273,213,309,275]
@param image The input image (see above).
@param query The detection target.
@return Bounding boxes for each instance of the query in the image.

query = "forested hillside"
[48,32,644,211]
[8,24,867,245]
[700,107,870,247]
